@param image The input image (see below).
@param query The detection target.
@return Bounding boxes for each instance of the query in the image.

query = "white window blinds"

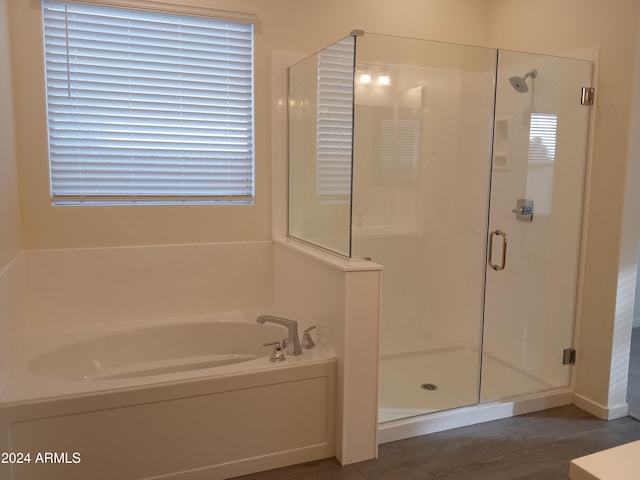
[316,37,355,201]
[41,0,254,205]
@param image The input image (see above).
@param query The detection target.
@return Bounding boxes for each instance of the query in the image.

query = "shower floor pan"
[378,346,555,423]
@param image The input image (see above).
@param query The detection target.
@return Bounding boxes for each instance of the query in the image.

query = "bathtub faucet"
[256,315,302,356]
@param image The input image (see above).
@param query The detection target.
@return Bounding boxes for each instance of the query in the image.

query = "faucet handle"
[302,326,316,349]
[264,341,287,362]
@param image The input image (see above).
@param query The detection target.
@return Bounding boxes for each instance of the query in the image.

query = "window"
[41,0,255,205]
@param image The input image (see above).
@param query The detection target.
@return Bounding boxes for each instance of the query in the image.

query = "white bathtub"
[0,317,337,480]
[30,321,293,381]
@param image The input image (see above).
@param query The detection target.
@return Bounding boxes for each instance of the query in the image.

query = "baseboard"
[572,392,629,420]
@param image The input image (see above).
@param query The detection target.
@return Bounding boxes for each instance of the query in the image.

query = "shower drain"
[420,383,438,391]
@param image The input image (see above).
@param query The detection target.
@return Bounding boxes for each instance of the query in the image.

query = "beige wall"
[0,0,22,268]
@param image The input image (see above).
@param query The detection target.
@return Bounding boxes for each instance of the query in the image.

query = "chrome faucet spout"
[256,315,302,356]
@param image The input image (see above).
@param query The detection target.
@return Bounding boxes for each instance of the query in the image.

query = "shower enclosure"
[288,32,592,424]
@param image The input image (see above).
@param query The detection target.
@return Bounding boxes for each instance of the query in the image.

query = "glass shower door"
[349,33,497,422]
[480,50,593,402]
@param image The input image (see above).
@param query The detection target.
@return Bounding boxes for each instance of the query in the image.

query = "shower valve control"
[512,198,534,222]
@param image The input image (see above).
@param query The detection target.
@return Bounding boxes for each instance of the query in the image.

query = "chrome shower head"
[509,68,538,93]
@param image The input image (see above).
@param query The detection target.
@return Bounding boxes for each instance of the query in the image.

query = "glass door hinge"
[581,87,595,106]
[563,347,576,365]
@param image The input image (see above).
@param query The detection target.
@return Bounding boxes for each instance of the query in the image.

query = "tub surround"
[23,241,273,328]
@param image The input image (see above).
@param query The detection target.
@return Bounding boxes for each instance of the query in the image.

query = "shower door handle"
[488,229,508,271]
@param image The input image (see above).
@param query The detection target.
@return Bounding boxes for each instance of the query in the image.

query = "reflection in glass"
[316,39,356,202]
[526,113,557,214]
[378,87,422,186]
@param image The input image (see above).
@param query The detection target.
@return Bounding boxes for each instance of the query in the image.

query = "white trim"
[572,392,629,420]
[378,389,573,444]
[56,0,258,23]
[273,238,383,273]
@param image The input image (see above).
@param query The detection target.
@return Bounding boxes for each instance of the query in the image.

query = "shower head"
[509,68,538,93]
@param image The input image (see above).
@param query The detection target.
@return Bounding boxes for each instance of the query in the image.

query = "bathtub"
[30,321,299,381]
[0,316,337,480]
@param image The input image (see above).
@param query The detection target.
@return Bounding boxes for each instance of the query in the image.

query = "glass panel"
[349,33,497,421]
[288,37,355,256]
[480,50,592,402]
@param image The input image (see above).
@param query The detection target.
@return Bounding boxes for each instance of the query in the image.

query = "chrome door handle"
[488,229,508,271]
